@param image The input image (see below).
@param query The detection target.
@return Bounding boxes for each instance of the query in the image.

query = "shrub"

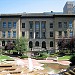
[19,55,28,59]
[69,55,75,66]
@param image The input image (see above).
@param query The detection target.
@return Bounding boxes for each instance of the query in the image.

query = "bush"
[19,55,28,59]
[69,55,75,66]
[35,53,49,60]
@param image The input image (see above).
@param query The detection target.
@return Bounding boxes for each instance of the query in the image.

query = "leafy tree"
[14,37,28,56]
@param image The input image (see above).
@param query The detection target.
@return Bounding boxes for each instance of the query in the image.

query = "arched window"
[2,41,5,46]
[35,41,39,46]
[50,41,53,47]
[42,41,46,48]
[29,41,33,48]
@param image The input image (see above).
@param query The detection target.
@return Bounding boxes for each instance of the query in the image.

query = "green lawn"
[0,55,13,61]
[58,55,71,60]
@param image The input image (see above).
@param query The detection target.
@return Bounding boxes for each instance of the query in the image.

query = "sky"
[0,0,74,14]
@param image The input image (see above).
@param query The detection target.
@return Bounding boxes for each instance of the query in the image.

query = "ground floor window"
[35,41,39,46]
[42,41,46,48]
[2,41,5,46]
[29,41,33,48]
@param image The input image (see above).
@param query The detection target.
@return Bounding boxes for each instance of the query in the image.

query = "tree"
[14,37,28,56]
[4,42,15,54]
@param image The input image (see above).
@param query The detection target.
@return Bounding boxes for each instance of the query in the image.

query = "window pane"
[30,32,33,38]
[2,31,5,38]
[22,23,25,28]
[13,22,16,28]
[35,32,39,38]
[35,21,40,29]
[42,32,45,38]
[41,21,46,29]
[50,41,53,47]
[8,31,11,38]
[50,23,53,28]
[13,31,16,38]
[50,32,53,37]
[22,31,25,37]
[69,21,72,28]
[3,22,6,28]
[64,22,67,28]
[29,21,33,29]
[58,22,62,28]
[8,22,12,28]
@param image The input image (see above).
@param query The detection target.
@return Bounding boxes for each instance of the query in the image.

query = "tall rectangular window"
[22,23,25,28]
[8,31,11,38]
[13,31,16,38]
[13,22,16,29]
[59,31,62,37]
[69,21,72,28]
[2,31,5,38]
[58,22,62,28]
[29,21,33,29]
[8,22,12,28]
[22,31,25,37]
[70,31,73,37]
[50,23,53,28]
[42,32,45,38]
[3,22,6,28]
[50,32,53,37]
[35,21,40,29]
[64,22,67,28]
[30,32,33,38]
[41,21,46,29]
[64,31,67,37]
[35,32,39,38]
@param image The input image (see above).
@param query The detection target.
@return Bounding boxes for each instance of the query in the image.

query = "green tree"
[14,37,28,56]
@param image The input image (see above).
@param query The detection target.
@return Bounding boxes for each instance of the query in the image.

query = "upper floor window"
[30,32,33,38]
[69,21,73,28]
[41,21,46,29]
[22,31,25,37]
[2,31,5,38]
[35,32,40,38]
[3,22,6,28]
[50,23,53,28]
[13,31,16,38]
[50,32,53,37]
[8,31,11,38]
[35,21,40,29]
[22,23,25,28]
[42,32,45,38]
[64,22,67,28]
[64,31,67,37]
[58,22,62,28]
[8,22,12,28]
[29,21,33,29]
[13,22,16,29]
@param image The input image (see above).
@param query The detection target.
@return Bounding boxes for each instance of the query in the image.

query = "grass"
[0,55,13,61]
[58,55,71,60]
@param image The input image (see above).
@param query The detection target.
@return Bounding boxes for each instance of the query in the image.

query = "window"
[2,41,5,46]
[8,22,12,28]
[35,32,39,38]
[64,22,67,28]
[58,22,62,28]
[22,23,25,28]
[70,31,73,37]
[22,31,25,37]
[42,32,45,38]
[35,41,39,46]
[50,32,53,37]
[50,23,53,28]
[2,31,5,38]
[69,21,72,28]
[30,32,33,38]
[3,22,6,28]
[50,41,53,47]
[29,21,33,29]
[29,41,33,48]
[64,31,67,37]
[13,22,16,28]
[59,31,62,37]
[13,31,16,38]
[35,21,40,29]
[8,31,11,38]
[41,21,46,29]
